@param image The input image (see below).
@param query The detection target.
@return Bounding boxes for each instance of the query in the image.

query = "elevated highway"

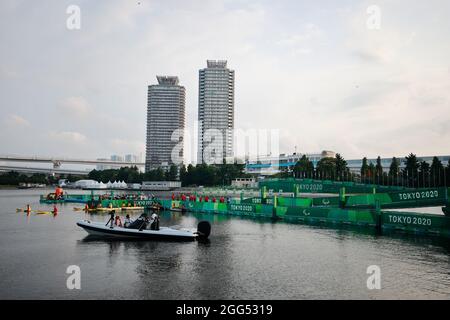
[0,155,144,168]
[0,165,89,175]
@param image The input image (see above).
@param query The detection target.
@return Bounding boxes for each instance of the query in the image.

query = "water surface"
[0,188,449,299]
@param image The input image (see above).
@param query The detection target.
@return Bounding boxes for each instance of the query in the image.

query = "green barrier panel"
[389,188,446,203]
[259,178,412,194]
[228,203,256,213]
[381,211,450,237]
[311,196,340,207]
[277,197,312,207]
[160,196,450,238]
[310,188,449,209]
[344,188,448,209]
[241,197,274,205]
[282,206,378,226]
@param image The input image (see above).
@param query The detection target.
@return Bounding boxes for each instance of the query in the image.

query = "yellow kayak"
[93,207,121,212]
[17,208,52,214]
[121,206,144,211]
[35,211,52,215]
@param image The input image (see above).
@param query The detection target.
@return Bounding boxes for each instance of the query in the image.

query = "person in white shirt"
[150,212,159,230]
[124,214,133,228]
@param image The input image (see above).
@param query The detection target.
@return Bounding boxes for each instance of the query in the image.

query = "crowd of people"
[109,211,160,231]
[171,193,231,204]
[98,193,153,201]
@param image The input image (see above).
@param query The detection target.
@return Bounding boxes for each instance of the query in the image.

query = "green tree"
[179,164,187,186]
[335,153,348,180]
[165,164,179,181]
[403,153,420,187]
[430,157,444,187]
[418,161,430,188]
[388,157,400,185]
[446,159,450,187]
[368,163,375,183]
[293,155,314,178]
[375,156,383,183]
[185,164,195,186]
[388,157,400,177]
[361,157,369,179]
[316,157,336,180]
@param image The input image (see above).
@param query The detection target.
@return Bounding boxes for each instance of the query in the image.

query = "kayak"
[95,207,121,212]
[121,206,144,211]
[77,220,211,241]
[35,210,53,215]
[75,207,144,212]
[16,208,53,215]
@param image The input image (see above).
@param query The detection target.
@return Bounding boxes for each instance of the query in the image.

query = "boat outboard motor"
[196,221,211,239]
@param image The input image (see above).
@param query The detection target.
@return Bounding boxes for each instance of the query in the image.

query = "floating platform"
[39,194,92,204]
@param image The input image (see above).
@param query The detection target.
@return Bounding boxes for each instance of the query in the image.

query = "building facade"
[346,155,450,173]
[146,76,185,172]
[197,60,235,164]
[245,151,450,176]
[245,151,336,176]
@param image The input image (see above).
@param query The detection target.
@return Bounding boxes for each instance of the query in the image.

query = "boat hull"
[77,220,196,241]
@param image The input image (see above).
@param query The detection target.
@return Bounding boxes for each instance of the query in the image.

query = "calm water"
[0,188,449,300]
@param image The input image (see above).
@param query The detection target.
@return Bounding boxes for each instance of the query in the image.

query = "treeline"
[0,171,89,186]
[280,153,450,188]
[88,166,178,183]
[0,171,48,185]
[87,163,249,187]
[180,163,249,186]
[1,163,250,187]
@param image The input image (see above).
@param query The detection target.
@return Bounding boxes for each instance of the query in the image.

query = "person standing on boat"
[150,212,159,230]
[107,211,115,228]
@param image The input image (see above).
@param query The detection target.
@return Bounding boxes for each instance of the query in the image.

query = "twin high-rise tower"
[145,60,235,171]
[145,76,185,172]
[197,60,235,164]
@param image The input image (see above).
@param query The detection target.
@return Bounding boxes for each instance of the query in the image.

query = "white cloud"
[7,114,30,127]
[49,131,87,143]
[60,96,91,117]
[109,138,145,155]
[277,23,323,46]
[0,65,19,79]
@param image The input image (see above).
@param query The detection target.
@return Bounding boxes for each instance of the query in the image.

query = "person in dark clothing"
[106,210,116,228]
[127,213,149,230]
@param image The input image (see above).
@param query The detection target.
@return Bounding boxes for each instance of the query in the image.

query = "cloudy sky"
[1,0,449,163]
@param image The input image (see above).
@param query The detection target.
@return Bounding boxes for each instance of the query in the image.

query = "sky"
[1,0,449,163]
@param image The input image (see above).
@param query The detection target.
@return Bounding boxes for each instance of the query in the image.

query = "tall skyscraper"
[197,60,235,164]
[146,76,185,172]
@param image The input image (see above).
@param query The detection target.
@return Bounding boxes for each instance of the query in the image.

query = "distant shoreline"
[0,185,18,190]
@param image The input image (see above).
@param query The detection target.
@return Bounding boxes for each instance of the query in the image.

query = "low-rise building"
[141,181,181,191]
[231,178,257,188]
[245,151,335,176]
